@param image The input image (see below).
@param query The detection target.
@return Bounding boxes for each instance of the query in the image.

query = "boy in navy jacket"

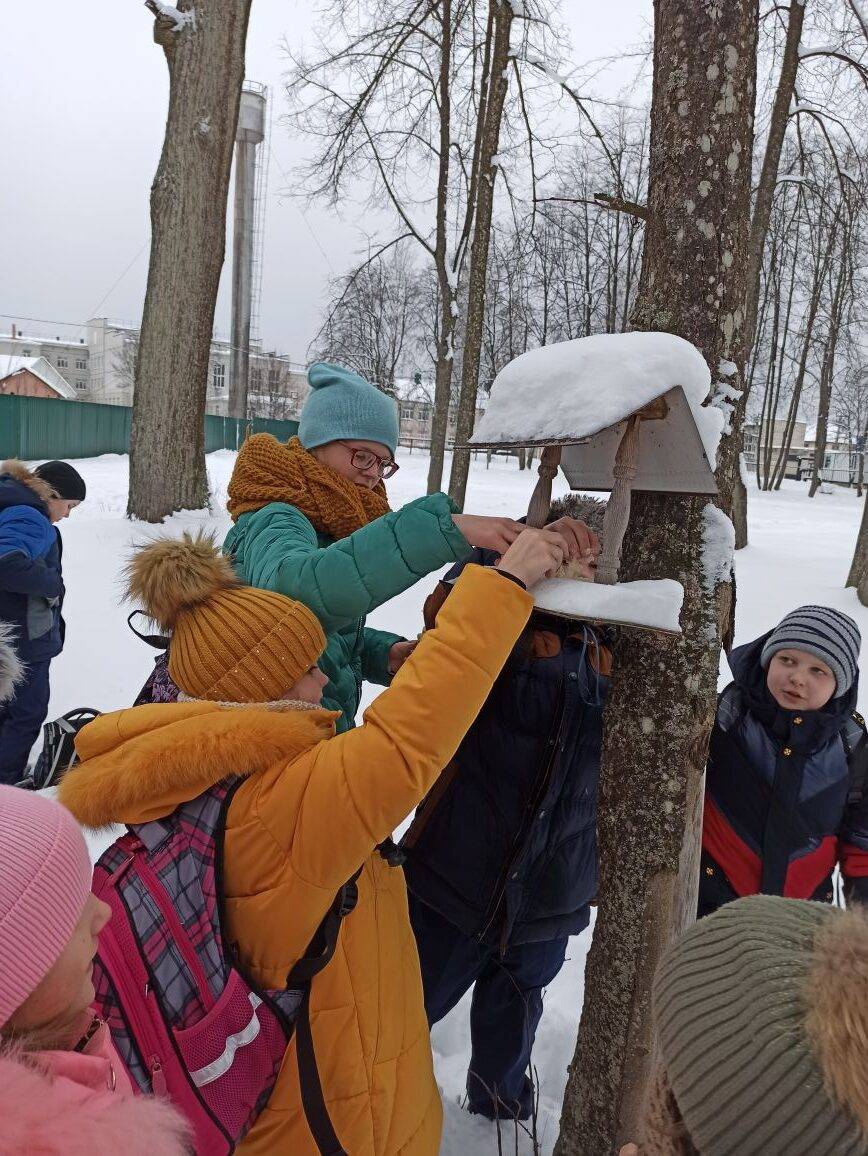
[402,497,608,1122]
[0,460,85,783]
[701,605,868,915]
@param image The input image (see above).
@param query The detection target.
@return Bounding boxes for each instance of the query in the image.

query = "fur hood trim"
[0,621,24,702]
[1,459,56,503]
[58,700,337,828]
[806,907,868,1137]
[0,1050,189,1156]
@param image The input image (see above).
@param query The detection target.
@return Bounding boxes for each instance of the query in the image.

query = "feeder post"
[526,445,562,528]
[596,415,641,584]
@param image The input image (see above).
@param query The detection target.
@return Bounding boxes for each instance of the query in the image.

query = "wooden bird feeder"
[469,332,720,631]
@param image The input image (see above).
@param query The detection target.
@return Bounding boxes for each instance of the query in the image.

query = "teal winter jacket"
[223,492,472,730]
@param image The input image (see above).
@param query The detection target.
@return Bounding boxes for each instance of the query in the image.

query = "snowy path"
[41,448,868,1155]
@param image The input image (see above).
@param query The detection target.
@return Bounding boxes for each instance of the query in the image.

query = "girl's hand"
[452,514,525,553]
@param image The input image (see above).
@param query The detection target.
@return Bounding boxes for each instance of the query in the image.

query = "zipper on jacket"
[477,684,572,947]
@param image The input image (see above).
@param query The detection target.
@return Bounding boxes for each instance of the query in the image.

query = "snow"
[532,578,684,632]
[469,331,725,469]
[27,447,868,1156]
[701,504,735,594]
[718,359,737,378]
[150,1,196,31]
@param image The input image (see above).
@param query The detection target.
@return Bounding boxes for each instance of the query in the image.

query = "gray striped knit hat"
[760,605,861,696]
[650,896,868,1156]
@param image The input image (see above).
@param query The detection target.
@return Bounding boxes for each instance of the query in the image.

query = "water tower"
[229,82,267,420]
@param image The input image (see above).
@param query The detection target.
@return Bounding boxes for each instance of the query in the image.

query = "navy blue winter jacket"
[0,469,64,660]
[701,631,868,913]
[402,550,609,948]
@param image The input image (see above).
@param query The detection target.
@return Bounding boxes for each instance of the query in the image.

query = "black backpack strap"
[127,610,170,651]
[285,870,361,1156]
[842,711,868,808]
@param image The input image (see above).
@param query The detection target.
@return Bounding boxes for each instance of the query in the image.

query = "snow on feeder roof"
[469,332,724,633]
[470,331,722,494]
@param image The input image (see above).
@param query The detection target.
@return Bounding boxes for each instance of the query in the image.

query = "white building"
[0,325,89,394]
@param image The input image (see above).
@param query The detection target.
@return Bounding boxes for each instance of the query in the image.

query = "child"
[402,496,608,1122]
[700,605,868,916]
[625,895,868,1156]
[0,459,86,784]
[0,786,189,1155]
[58,526,564,1155]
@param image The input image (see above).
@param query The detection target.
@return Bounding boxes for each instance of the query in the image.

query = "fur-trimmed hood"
[0,1034,189,1156]
[0,459,56,505]
[58,700,338,828]
[0,621,23,702]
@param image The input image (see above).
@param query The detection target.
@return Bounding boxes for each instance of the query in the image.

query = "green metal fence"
[0,395,298,460]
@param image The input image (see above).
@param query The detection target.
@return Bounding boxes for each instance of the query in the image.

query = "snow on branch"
[145,1,196,32]
[701,504,735,596]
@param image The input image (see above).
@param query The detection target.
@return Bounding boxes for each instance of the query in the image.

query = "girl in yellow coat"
[59,526,565,1155]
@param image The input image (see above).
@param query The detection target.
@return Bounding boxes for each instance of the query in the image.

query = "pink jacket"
[0,1019,189,1156]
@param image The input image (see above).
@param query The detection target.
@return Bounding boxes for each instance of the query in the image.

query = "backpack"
[91,777,356,1156]
[17,707,101,790]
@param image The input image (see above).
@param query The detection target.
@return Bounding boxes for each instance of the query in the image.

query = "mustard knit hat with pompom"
[126,532,326,703]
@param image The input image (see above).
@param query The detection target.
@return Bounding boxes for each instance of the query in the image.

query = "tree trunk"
[731,0,805,546]
[448,0,513,509]
[426,0,456,496]
[848,489,868,600]
[128,0,252,522]
[809,250,847,497]
[554,3,757,1152]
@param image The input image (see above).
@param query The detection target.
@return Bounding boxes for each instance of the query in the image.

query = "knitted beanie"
[651,895,868,1156]
[299,361,399,456]
[0,787,93,1027]
[34,460,87,501]
[126,532,326,703]
[760,605,861,696]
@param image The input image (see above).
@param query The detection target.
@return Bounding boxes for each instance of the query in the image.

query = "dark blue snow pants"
[0,658,50,785]
[409,894,568,1121]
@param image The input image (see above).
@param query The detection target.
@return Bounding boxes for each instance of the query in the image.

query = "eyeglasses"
[342,443,399,479]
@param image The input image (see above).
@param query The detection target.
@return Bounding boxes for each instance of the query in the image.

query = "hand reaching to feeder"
[452,514,525,554]
[496,527,566,588]
[546,516,600,580]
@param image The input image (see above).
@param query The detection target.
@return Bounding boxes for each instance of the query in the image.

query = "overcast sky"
[0,0,651,362]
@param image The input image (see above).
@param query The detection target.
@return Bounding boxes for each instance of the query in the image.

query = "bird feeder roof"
[469,331,722,494]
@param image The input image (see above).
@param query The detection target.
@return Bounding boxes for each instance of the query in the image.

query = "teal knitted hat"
[298,362,399,455]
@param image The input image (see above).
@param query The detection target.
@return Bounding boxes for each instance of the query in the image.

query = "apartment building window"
[212,363,225,389]
[251,368,262,388]
[75,381,87,392]
[57,357,68,368]
[75,358,87,371]
[22,348,31,357]
[268,368,280,389]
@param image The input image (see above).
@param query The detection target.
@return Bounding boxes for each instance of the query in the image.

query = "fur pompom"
[0,621,24,702]
[805,907,868,1138]
[1,459,56,503]
[125,531,239,631]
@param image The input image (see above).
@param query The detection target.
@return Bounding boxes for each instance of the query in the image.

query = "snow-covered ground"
[38,447,868,1155]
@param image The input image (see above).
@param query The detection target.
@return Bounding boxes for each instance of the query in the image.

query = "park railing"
[0,395,298,461]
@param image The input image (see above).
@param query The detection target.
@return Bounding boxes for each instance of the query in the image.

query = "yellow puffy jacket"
[59,565,532,1156]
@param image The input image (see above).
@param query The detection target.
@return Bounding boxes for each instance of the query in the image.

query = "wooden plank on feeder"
[526,445,562,528]
[595,413,641,585]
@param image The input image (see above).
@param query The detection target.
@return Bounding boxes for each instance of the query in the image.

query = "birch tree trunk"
[554,3,758,1152]
[848,491,868,603]
[731,0,805,545]
[448,0,513,508]
[128,0,252,522]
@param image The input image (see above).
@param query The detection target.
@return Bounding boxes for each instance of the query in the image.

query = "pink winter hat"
[0,787,93,1026]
